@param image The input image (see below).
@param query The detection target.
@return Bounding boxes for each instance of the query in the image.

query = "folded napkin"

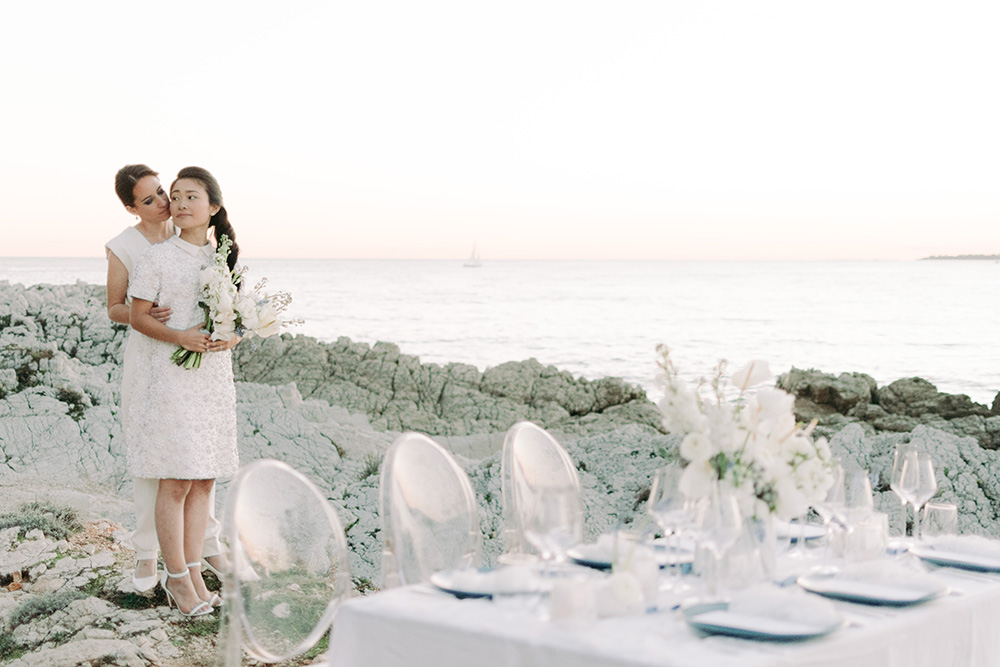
[926,535,1000,560]
[728,584,841,627]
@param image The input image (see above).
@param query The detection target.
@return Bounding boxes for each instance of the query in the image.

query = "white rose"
[680,432,714,462]
[772,475,808,520]
[679,460,716,499]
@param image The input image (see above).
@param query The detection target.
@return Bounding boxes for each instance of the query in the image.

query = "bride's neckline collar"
[168,235,214,258]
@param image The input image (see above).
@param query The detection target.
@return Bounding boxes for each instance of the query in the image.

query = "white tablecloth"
[328,567,1000,667]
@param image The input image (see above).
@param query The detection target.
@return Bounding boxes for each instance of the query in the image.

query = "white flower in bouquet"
[236,277,297,341]
[170,235,299,369]
[655,345,836,520]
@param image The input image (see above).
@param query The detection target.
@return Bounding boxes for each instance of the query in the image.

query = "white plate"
[909,544,1000,573]
[775,520,826,541]
[566,540,694,571]
[683,602,845,641]
[797,573,949,606]
[429,568,545,599]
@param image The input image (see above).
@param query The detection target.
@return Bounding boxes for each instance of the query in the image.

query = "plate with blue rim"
[775,520,826,542]
[796,572,949,607]
[566,538,694,572]
[909,543,1000,573]
[429,567,546,600]
[682,602,845,642]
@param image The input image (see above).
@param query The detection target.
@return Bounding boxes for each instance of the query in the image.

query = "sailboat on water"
[464,243,482,268]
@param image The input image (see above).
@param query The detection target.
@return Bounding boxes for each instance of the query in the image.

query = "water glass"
[522,486,583,566]
[844,512,889,563]
[922,502,958,539]
[611,527,659,609]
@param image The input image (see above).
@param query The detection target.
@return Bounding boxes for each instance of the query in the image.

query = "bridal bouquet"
[171,235,298,369]
[656,345,836,520]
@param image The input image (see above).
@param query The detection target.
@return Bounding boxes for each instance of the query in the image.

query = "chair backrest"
[500,421,582,561]
[379,432,481,588]
[220,459,351,666]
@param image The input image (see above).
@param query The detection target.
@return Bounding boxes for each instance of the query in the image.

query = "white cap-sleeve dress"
[124,236,239,480]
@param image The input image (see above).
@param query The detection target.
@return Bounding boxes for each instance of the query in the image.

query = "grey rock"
[877,377,994,420]
[778,367,877,420]
[5,638,150,667]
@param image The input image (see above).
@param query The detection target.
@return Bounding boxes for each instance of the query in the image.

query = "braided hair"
[114,164,158,207]
[172,166,240,273]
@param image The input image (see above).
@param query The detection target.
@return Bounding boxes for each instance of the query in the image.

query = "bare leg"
[156,478,204,614]
[184,479,215,602]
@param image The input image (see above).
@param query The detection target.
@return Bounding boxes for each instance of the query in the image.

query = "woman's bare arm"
[106,249,171,324]
[106,251,132,325]
[131,298,209,352]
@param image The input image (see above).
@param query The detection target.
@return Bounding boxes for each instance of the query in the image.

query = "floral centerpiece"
[171,235,299,369]
[656,345,836,520]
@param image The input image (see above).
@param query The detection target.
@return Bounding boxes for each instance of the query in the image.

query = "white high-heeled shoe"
[132,559,158,593]
[203,555,261,582]
[162,568,214,618]
[187,562,222,607]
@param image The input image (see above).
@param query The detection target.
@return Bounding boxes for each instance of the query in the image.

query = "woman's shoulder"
[106,227,150,274]
[105,226,144,252]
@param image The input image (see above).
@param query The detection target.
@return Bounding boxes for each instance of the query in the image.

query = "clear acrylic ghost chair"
[500,421,582,563]
[219,459,352,666]
[379,432,481,588]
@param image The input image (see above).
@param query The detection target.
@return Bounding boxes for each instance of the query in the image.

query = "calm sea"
[2,257,997,406]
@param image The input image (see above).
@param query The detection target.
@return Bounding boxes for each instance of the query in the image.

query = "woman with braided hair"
[125,166,240,617]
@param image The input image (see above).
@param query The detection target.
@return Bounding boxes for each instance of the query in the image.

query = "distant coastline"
[921,254,1000,260]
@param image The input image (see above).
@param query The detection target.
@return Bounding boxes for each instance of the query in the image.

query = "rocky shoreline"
[3,281,1000,665]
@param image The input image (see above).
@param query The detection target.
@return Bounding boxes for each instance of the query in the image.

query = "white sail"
[464,243,482,268]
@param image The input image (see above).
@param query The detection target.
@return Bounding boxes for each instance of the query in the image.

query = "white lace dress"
[124,236,239,480]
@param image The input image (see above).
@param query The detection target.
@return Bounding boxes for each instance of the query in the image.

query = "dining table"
[326,548,1000,667]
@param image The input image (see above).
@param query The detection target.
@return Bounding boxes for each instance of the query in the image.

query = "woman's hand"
[149,302,172,323]
[209,334,241,352]
[176,326,211,353]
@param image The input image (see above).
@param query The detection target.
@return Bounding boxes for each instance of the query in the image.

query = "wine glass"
[522,486,583,574]
[889,441,918,536]
[898,451,938,541]
[647,468,686,578]
[693,486,743,598]
[844,468,874,516]
[813,464,847,571]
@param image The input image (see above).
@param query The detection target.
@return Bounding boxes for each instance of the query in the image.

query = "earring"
[135,215,140,221]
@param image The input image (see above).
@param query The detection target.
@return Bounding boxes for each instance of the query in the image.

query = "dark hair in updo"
[172,166,240,273]
[114,164,158,207]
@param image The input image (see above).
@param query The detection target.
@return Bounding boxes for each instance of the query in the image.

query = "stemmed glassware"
[897,450,938,541]
[692,485,743,598]
[889,441,918,538]
[522,486,584,576]
[812,464,848,571]
[647,467,695,590]
[844,468,874,517]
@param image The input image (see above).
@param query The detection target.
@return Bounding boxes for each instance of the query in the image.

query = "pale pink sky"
[2,1,998,261]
